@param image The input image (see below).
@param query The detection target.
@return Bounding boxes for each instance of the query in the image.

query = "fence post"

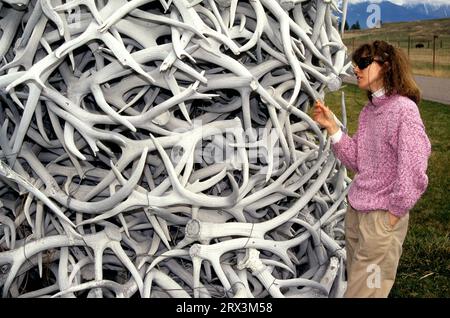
[433,35,438,73]
[407,36,411,57]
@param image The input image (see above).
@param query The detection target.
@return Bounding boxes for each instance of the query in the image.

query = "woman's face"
[353,56,384,92]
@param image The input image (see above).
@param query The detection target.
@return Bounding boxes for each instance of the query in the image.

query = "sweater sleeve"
[331,126,360,173]
[388,107,431,217]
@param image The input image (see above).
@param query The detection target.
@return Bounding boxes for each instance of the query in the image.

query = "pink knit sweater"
[332,94,431,217]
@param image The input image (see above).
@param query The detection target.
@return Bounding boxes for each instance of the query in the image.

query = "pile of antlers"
[0,0,352,298]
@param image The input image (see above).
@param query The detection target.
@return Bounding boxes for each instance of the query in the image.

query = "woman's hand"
[312,100,340,135]
[388,213,400,227]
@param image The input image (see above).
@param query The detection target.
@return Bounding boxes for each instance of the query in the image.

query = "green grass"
[411,61,450,78]
[324,84,450,298]
[342,18,450,41]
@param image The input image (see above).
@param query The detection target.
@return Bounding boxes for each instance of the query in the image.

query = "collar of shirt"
[372,87,386,98]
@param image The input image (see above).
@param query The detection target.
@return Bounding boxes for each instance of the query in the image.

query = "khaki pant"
[344,204,409,298]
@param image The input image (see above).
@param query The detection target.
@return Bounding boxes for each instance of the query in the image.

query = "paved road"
[343,75,450,105]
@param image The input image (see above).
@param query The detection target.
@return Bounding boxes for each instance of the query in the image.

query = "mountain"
[344,1,450,29]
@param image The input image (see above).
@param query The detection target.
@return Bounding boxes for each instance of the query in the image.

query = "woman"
[313,40,431,298]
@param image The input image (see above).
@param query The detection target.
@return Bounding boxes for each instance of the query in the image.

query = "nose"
[353,66,361,76]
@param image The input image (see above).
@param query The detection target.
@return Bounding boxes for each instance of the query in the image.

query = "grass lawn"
[324,84,450,298]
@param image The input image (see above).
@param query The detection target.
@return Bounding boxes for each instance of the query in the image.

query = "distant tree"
[338,21,350,31]
[350,20,361,30]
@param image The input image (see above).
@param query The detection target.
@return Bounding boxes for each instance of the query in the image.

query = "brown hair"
[352,40,421,104]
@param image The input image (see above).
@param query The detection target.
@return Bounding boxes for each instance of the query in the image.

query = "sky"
[348,0,450,5]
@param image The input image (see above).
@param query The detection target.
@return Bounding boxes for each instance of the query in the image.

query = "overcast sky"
[348,0,450,5]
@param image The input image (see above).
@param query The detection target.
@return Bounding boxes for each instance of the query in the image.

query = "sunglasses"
[353,56,374,70]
